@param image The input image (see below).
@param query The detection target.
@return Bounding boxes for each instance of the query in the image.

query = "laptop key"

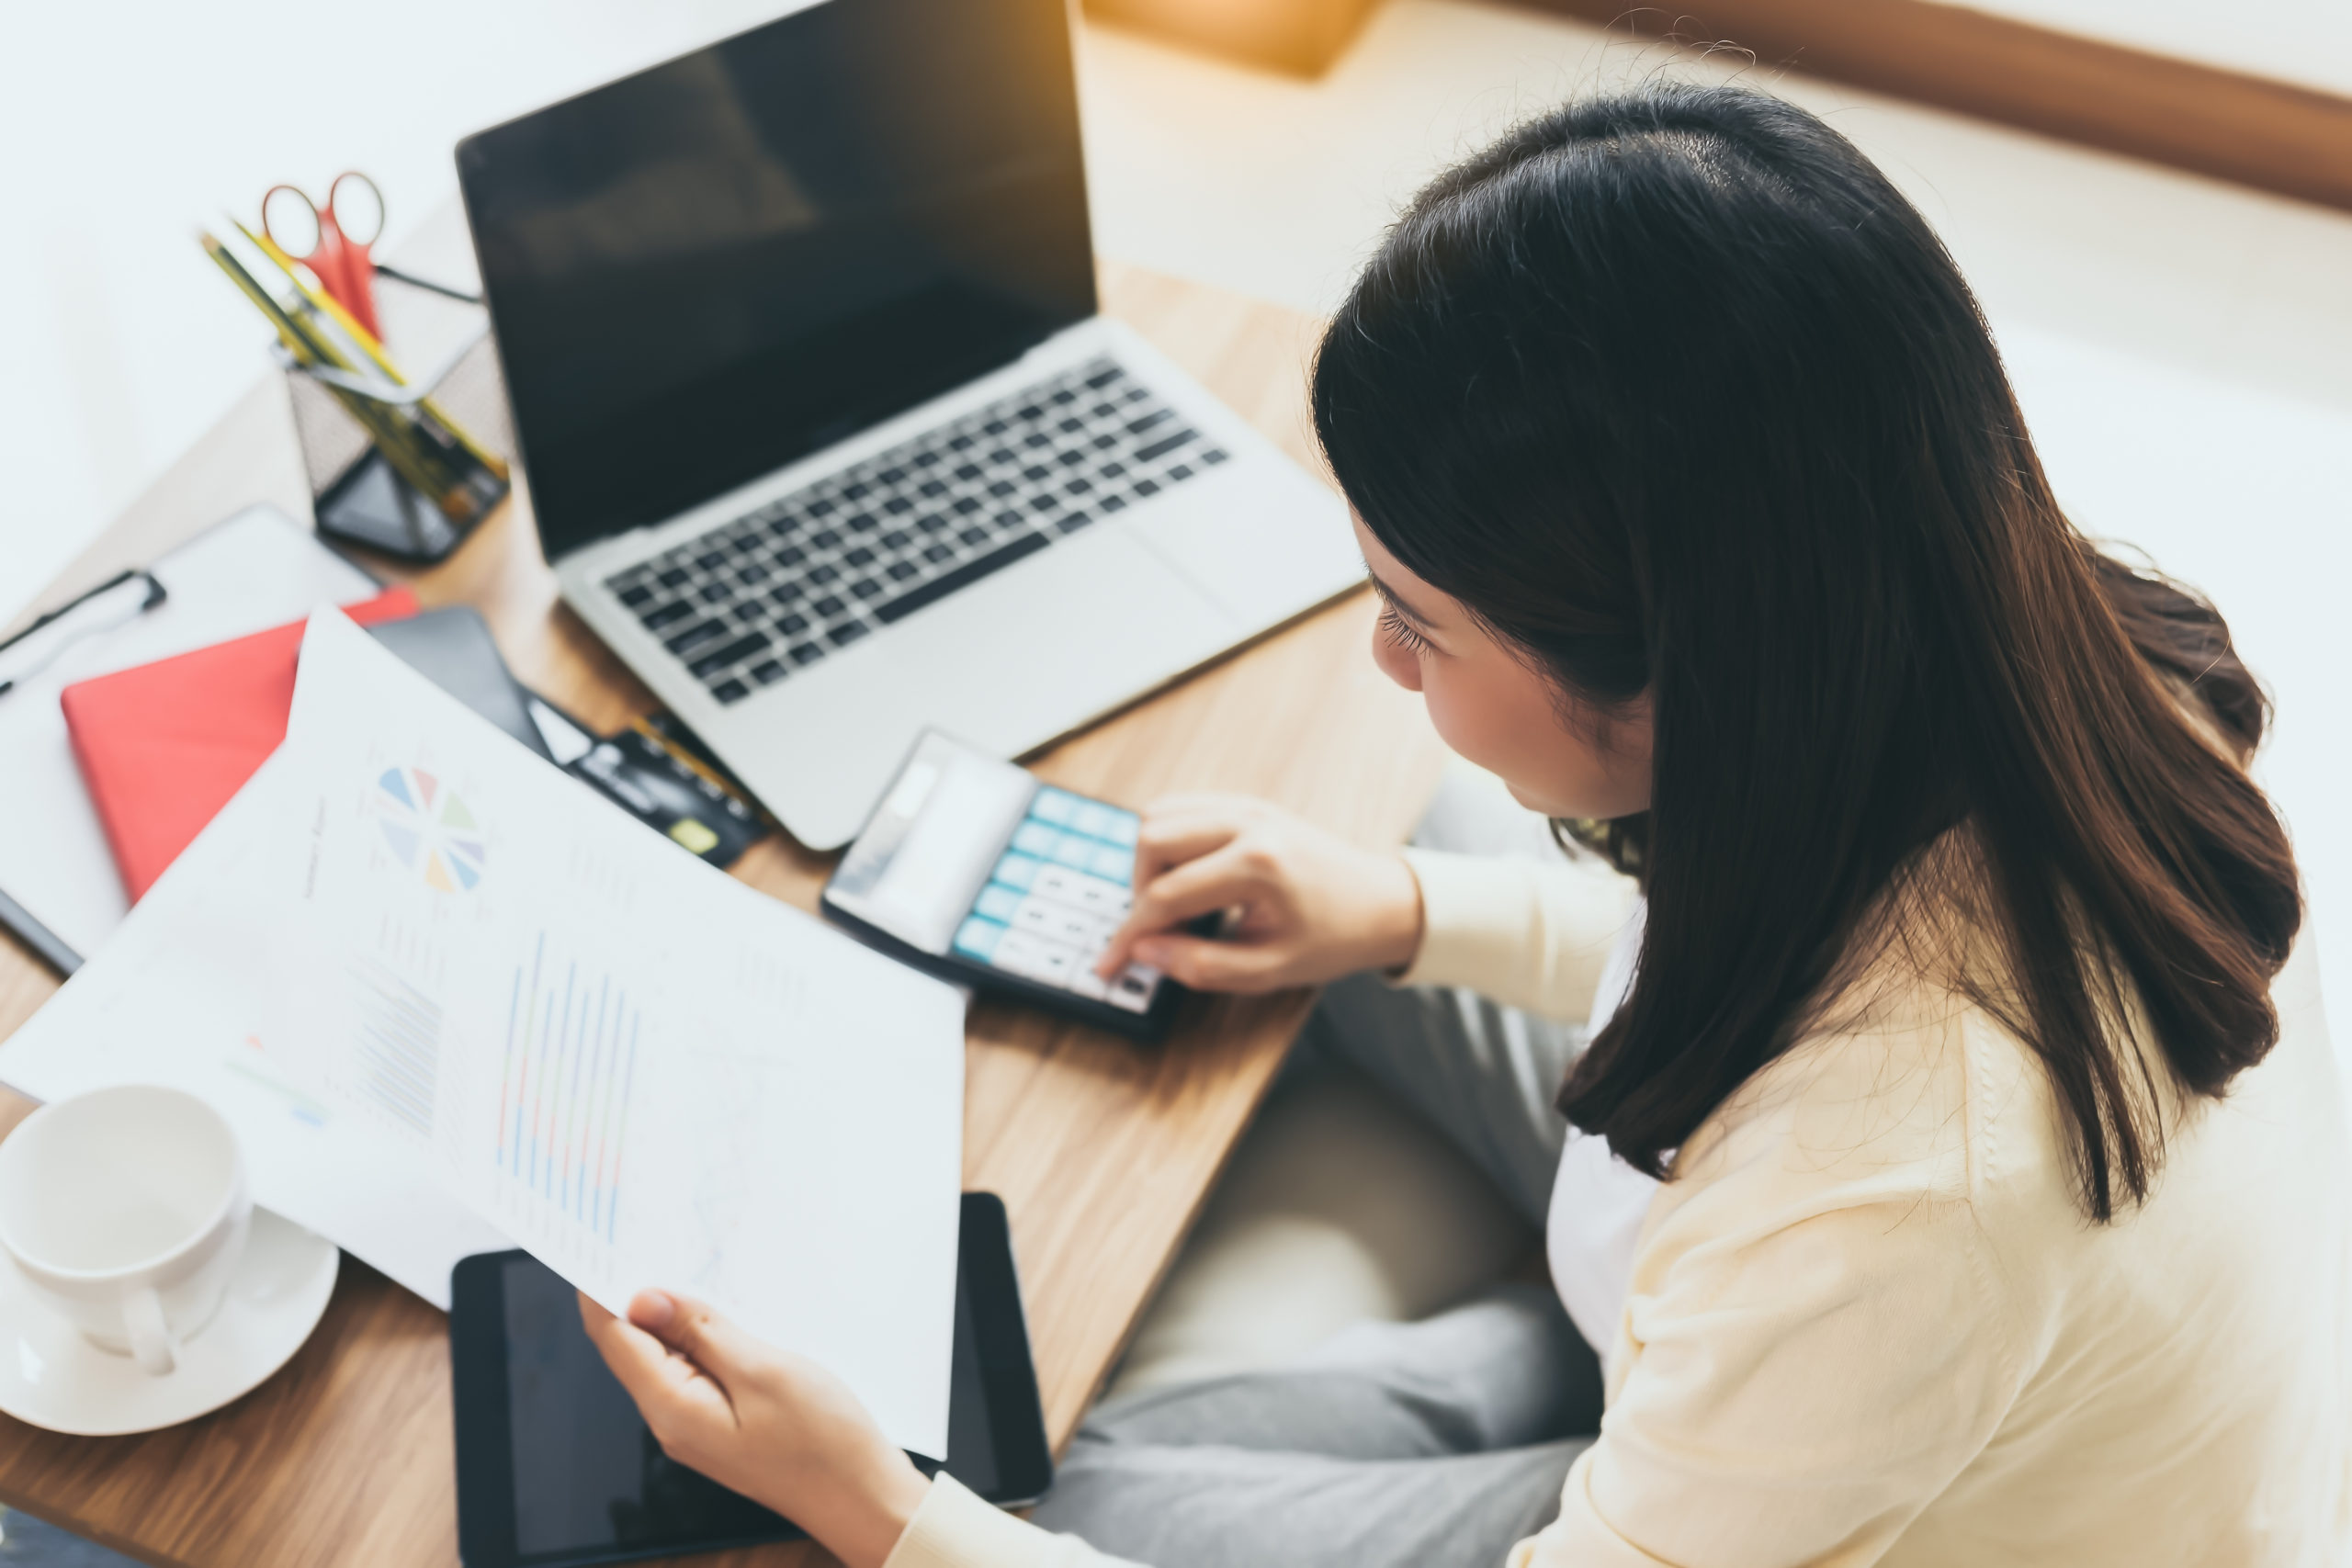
[639,600,693,629]
[689,632,769,677]
[887,560,920,581]
[1136,429,1196,462]
[695,551,729,571]
[752,660,787,685]
[876,531,1050,626]
[1201,447,1229,465]
[1127,409,1172,436]
[697,582,732,604]
[712,679,751,704]
[811,594,845,617]
[923,543,955,564]
[850,579,884,600]
[657,568,691,589]
[779,613,810,635]
[844,546,876,568]
[828,622,870,648]
[616,584,654,607]
[666,618,729,654]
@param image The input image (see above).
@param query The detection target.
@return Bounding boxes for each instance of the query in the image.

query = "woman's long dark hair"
[1312,85,2301,1220]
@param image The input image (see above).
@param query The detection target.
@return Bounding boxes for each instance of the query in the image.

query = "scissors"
[262,170,386,341]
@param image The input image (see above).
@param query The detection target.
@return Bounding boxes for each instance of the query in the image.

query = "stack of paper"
[0,612,967,1455]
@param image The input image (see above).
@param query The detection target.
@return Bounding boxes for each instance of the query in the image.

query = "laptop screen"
[457,0,1096,563]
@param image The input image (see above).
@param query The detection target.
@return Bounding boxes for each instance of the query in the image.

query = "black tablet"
[451,1192,1052,1568]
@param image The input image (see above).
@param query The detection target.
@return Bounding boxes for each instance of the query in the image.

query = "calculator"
[820,731,1189,1039]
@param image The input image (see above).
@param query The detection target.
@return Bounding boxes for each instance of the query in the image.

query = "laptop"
[455,0,1363,850]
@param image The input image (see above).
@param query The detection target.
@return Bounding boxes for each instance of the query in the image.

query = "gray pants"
[1033,776,1602,1568]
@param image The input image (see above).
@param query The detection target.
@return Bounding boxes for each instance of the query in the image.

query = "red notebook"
[61,590,419,902]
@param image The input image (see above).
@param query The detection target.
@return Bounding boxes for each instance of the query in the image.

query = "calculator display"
[825,734,1168,1017]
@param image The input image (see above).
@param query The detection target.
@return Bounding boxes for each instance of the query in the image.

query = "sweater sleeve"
[883,1476,1147,1568]
[1392,848,1637,1021]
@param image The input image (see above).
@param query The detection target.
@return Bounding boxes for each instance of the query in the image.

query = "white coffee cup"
[0,1085,252,1376]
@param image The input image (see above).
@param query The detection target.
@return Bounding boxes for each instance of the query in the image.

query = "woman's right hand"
[1093,793,1424,993]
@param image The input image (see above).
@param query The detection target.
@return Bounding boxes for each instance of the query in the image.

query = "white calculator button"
[1067,964,1111,1001]
[1012,897,1107,950]
[1034,867,1129,919]
[1105,963,1160,1013]
[991,929,1080,987]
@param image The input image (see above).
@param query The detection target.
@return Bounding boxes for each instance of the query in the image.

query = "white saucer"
[0,1207,339,1437]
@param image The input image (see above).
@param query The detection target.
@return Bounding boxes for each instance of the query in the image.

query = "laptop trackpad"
[748,530,1231,847]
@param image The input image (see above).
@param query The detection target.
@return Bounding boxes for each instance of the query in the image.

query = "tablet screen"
[501,1254,789,1557]
[455,1193,1051,1568]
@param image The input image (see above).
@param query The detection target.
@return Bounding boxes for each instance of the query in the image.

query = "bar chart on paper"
[495,931,642,1269]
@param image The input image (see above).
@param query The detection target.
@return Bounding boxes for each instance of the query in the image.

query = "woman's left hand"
[580,1288,932,1568]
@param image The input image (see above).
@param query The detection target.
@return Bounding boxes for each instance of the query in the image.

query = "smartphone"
[821,730,1191,1040]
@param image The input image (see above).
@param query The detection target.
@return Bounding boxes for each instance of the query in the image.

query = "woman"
[582,85,2351,1566]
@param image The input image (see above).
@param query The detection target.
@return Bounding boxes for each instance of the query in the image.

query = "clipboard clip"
[0,570,168,699]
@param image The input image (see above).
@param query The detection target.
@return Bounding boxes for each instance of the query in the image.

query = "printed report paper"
[5,610,967,1455]
[0,749,512,1304]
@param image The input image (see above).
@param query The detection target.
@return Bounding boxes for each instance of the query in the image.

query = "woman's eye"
[1378,604,1431,655]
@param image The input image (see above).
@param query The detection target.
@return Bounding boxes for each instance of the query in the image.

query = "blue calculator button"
[993,852,1042,890]
[1011,822,1062,859]
[1049,835,1094,869]
[975,884,1023,921]
[1071,802,1119,840]
[1088,845,1132,884]
[1101,809,1139,848]
[954,918,1005,961]
[1030,787,1080,826]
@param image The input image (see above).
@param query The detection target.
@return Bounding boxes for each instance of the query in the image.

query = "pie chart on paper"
[374,766,486,893]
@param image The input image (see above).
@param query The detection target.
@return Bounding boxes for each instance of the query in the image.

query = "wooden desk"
[0,264,1447,1566]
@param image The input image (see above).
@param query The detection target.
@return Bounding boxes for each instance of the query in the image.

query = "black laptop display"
[457,0,1096,560]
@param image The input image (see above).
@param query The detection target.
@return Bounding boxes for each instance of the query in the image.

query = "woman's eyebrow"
[1368,572,1439,628]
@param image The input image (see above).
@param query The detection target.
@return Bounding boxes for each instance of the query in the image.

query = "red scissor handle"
[259,173,385,340]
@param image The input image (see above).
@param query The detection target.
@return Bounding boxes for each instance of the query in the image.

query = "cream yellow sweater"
[888,855,2352,1568]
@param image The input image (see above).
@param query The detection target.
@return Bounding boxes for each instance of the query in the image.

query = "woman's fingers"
[633,1290,765,1391]
[1130,932,1288,993]
[1126,816,1240,890]
[1097,845,1261,975]
[581,1291,717,1419]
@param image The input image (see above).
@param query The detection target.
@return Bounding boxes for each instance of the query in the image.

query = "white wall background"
[0,0,799,622]
[1950,0,2352,96]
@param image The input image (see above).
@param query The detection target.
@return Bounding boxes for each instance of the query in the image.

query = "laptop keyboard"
[601,355,1229,705]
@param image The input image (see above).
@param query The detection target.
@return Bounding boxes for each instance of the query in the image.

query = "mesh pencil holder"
[281,270,514,563]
